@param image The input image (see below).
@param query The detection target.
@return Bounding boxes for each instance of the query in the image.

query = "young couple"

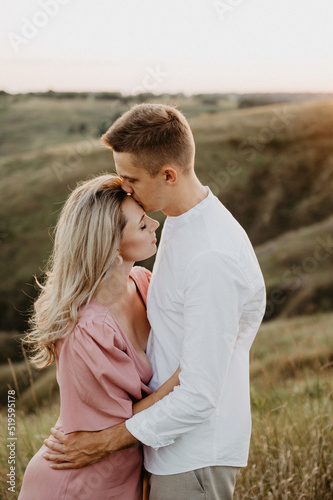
[19,103,266,500]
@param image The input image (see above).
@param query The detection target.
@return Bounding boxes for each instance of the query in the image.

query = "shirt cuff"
[125,412,175,450]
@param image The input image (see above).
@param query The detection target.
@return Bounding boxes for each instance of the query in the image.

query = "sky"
[1,0,333,95]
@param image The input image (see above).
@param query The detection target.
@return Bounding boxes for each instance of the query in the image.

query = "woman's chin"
[144,247,157,260]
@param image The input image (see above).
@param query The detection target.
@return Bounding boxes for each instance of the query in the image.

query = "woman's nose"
[152,219,160,230]
[148,218,160,231]
[121,179,134,194]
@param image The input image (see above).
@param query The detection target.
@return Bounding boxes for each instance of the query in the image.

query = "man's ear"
[162,166,178,185]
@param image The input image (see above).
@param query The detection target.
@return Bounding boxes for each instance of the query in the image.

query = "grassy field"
[0,312,332,499]
[1,94,333,497]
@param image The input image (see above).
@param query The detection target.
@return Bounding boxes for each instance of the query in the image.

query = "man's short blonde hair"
[102,103,195,176]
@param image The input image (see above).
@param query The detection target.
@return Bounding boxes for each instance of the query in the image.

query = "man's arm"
[43,422,136,470]
[124,251,253,450]
[43,367,180,469]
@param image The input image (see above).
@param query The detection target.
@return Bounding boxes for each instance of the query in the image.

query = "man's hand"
[43,428,107,469]
[43,422,139,470]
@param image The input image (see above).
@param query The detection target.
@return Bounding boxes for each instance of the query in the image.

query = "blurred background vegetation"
[0,91,332,498]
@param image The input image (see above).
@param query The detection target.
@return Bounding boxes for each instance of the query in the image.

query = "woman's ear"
[116,253,123,267]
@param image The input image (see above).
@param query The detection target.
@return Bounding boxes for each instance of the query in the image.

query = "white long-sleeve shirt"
[126,188,266,475]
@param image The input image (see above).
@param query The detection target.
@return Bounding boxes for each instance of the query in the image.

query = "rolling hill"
[1,94,333,333]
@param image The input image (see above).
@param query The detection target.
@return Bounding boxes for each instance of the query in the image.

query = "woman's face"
[118,196,160,263]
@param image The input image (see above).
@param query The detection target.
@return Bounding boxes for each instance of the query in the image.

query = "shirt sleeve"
[125,250,252,449]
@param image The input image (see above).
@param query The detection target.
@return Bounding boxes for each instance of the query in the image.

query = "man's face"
[113,151,166,213]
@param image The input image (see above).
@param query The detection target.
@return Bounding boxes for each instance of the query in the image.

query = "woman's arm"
[133,366,180,415]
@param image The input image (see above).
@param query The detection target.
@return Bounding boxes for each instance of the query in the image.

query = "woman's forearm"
[133,366,180,415]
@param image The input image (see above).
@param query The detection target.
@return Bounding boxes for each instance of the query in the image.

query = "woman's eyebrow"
[138,212,146,226]
[138,213,145,225]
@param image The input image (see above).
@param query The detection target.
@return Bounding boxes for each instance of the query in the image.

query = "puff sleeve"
[56,313,148,434]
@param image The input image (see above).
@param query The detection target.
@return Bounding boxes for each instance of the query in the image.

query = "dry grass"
[235,313,333,499]
[0,313,332,499]
[0,401,59,499]
[235,383,333,499]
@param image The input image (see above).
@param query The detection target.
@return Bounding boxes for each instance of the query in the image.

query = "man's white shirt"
[126,188,266,475]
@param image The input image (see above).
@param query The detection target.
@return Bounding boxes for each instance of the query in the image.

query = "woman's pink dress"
[19,266,153,500]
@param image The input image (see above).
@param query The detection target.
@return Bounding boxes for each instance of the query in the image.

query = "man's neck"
[162,176,208,217]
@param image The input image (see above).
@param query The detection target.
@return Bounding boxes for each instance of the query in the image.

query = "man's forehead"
[114,156,146,180]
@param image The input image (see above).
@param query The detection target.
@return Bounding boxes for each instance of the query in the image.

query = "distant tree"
[201,95,218,105]
[67,122,88,134]
[94,92,123,101]
[78,122,87,133]
[135,92,156,103]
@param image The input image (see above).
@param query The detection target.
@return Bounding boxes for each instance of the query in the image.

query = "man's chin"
[133,198,144,209]
[134,199,150,211]
[133,198,159,213]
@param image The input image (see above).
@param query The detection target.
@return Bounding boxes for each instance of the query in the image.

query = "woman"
[19,174,179,500]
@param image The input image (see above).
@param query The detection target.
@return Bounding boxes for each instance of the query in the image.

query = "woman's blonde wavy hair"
[24,174,128,368]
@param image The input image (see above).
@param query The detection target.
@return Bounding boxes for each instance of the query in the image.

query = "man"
[44,103,266,499]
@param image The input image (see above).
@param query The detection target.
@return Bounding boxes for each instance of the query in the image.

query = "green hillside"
[194,100,333,243]
[257,216,333,319]
[1,95,333,331]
